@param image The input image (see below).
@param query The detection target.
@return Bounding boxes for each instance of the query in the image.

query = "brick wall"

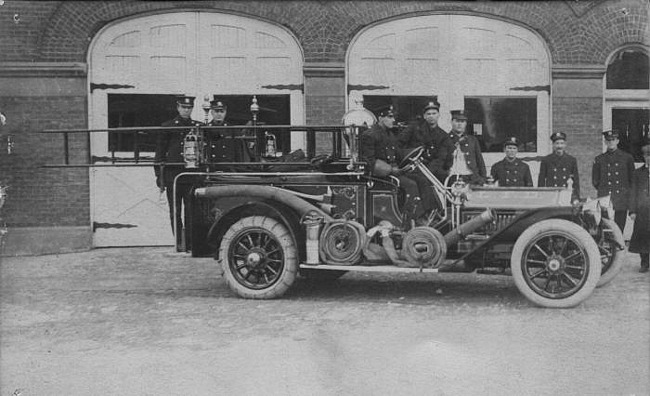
[1,1,646,64]
[0,94,89,227]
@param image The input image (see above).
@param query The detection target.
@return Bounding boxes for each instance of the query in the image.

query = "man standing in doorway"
[629,137,650,273]
[592,129,635,232]
[447,110,486,185]
[154,95,203,249]
[490,137,533,187]
[538,132,580,200]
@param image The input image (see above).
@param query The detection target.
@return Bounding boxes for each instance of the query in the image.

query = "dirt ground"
[1,247,648,396]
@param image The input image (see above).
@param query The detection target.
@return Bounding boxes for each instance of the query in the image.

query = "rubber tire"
[300,268,348,282]
[219,216,298,299]
[596,218,624,288]
[511,219,601,308]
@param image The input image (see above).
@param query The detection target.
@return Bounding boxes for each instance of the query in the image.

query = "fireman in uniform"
[629,137,650,273]
[398,98,453,181]
[490,137,533,187]
[361,105,426,223]
[206,99,252,166]
[591,129,635,232]
[154,95,203,248]
[538,132,580,200]
[447,110,486,185]
[398,98,453,216]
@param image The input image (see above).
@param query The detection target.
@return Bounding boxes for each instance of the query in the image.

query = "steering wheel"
[399,146,425,168]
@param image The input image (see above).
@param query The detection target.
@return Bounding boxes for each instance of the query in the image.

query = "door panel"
[89,12,303,246]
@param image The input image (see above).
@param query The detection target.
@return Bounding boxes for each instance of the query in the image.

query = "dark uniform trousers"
[592,149,635,232]
[155,116,203,249]
[361,124,426,217]
[448,132,487,186]
[538,152,580,200]
[490,158,533,187]
[629,165,650,269]
[398,121,453,212]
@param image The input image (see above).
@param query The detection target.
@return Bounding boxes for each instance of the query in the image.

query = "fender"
[453,206,577,264]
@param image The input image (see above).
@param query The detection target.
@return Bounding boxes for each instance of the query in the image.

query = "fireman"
[360,105,428,224]
[447,110,486,185]
[490,137,533,187]
[154,95,203,249]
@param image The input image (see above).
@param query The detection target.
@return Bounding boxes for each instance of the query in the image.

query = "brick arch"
[33,1,649,65]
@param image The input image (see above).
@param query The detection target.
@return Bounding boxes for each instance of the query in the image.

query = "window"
[107,94,291,153]
[363,95,437,125]
[464,97,537,153]
[606,50,649,89]
[612,109,649,162]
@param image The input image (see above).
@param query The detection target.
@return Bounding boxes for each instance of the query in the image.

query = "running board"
[300,264,439,273]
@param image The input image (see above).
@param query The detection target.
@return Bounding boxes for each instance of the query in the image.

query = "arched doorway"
[347,14,550,176]
[88,12,304,246]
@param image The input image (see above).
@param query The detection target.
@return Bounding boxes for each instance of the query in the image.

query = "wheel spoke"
[543,276,552,292]
[563,251,582,263]
[560,272,579,288]
[533,242,550,258]
[529,268,548,279]
[565,264,585,271]
[246,234,255,248]
[527,259,547,266]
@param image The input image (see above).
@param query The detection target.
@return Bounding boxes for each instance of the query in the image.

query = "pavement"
[1,247,648,396]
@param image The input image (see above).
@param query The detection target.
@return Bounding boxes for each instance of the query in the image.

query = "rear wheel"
[511,219,601,308]
[219,216,297,299]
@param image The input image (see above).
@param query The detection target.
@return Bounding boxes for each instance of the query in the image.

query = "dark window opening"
[362,96,434,125]
[107,94,291,154]
[612,108,650,162]
[606,50,649,90]
[464,97,537,153]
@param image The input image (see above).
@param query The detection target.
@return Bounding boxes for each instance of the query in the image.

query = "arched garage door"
[89,12,304,246]
[348,14,550,174]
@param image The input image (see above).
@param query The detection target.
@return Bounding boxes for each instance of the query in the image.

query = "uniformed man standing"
[538,132,580,200]
[490,137,533,187]
[206,99,251,165]
[154,95,203,248]
[447,110,486,185]
[360,105,425,222]
[592,130,635,232]
[629,137,650,273]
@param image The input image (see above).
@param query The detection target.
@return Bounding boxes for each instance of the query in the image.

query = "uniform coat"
[490,158,533,187]
[592,148,635,210]
[398,120,453,180]
[360,124,425,217]
[537,152,580,199]
[448,132,487,184]
[629,164,650,254]
[154,115,203,246]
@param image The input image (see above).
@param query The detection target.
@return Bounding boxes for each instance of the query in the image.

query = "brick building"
[0,0,648,255]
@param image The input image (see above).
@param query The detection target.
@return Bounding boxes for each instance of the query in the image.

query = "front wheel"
[219,216,298,299]
[511,219,601,308]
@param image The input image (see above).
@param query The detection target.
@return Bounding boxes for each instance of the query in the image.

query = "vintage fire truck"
[45,104,625,308]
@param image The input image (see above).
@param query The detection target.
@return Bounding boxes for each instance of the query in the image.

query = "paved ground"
[1,248,648,396]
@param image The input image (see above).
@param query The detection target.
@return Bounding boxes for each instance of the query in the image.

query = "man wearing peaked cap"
[447,109,486,185]
[538,131,580,200]
[398,96,453,218]
[592,129,635,232]
[490,136,533,187]
[361,104,428,223]
[154,95,204,249]
[629,136,650,272]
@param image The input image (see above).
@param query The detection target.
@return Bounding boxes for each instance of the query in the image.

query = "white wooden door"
[347,14,550,178]
[88,12,303,246]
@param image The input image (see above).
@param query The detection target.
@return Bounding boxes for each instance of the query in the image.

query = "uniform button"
[616,190,620,193]
[563,168,567,171]
[608,173,611,176]
[615,172,619,175]
[608,181,612,185]
[514,179,517,182]
[506,179,510,182]
[554,176,557,179]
